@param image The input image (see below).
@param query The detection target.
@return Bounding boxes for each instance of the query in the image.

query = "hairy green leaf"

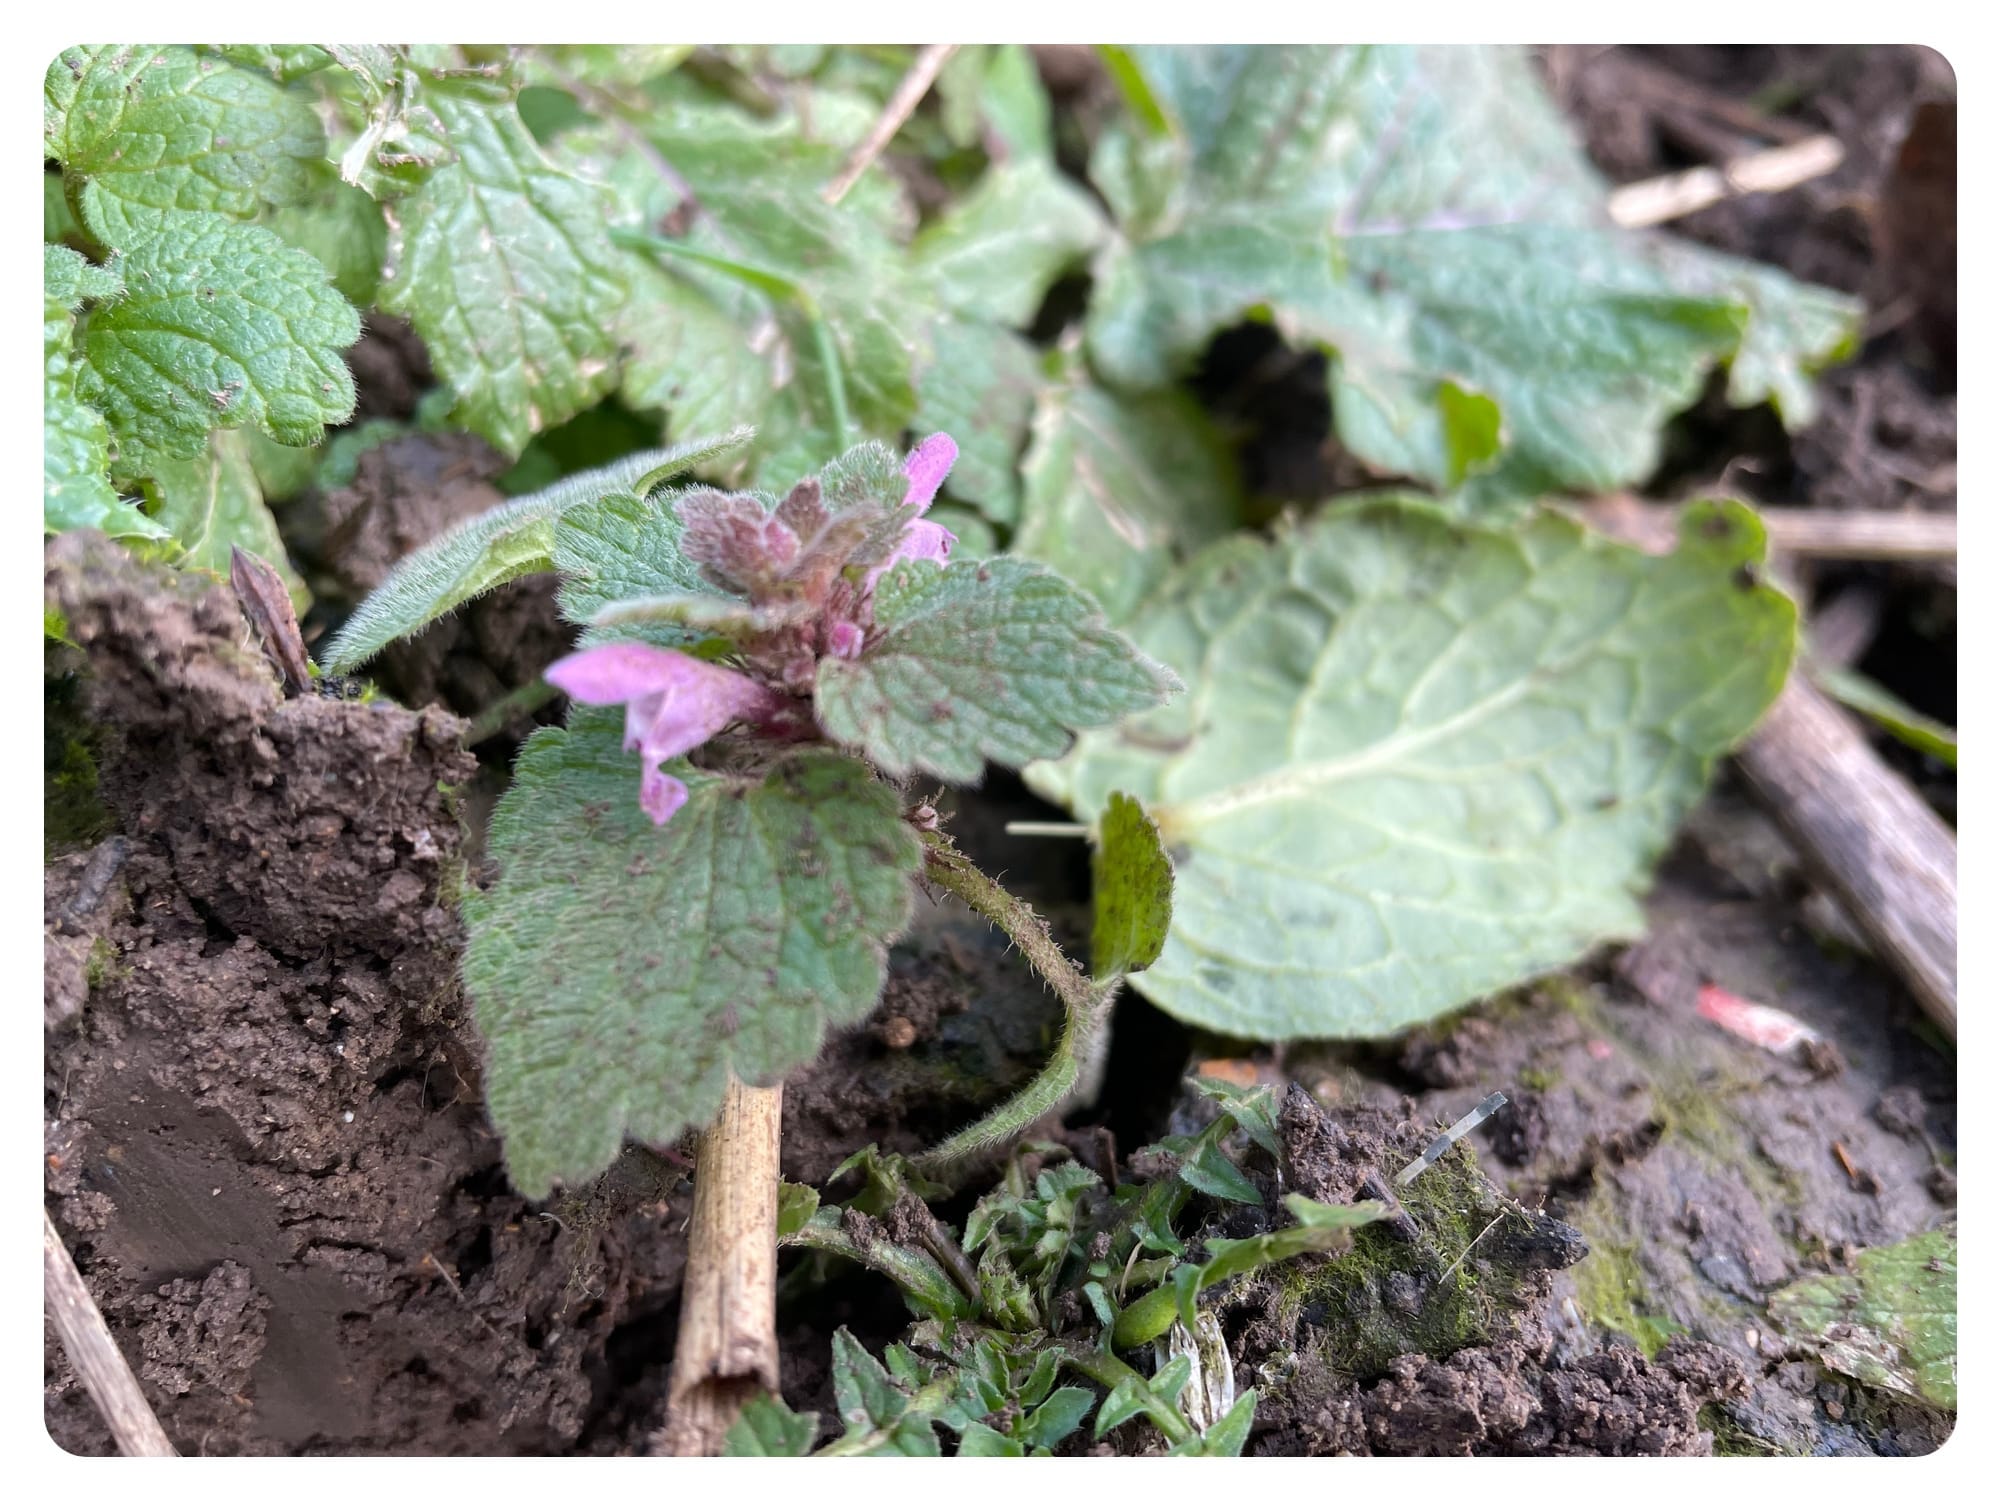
[44,248,162,539]
[1769,1230,1955,1409]
[1093,791,1173,982]
[1014,368,1244,624]
[723,1393,819,1456]
[1027,497,1796,1039]
[323,429,750,671]
[45,46,323,224]
[911,157,1105,327]
[816,557,1182,783]
[77,207,358,466]
[831,1330,942,1455]
[380,84,630,456]
[465,717,919,1195]
[136,430,307,607]
[1085,46,1860,504]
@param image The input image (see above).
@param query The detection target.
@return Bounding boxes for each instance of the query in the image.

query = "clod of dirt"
[1216,1088,1738,1456]
[1329,1337,1746,1456]
[346,313,436,421]
[1231,1089,1586,1386]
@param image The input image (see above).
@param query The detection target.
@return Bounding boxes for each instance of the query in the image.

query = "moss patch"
[45,671,112,858]
[1274,1144,1548,1378]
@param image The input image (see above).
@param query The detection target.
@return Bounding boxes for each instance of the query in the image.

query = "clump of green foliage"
[733,1080,1385,1456]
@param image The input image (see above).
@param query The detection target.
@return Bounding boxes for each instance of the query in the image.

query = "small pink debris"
[1697,983,1822,1056]
[1586,1039,1614,1062]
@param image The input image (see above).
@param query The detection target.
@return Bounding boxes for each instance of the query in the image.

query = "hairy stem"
[660,1076,783,1456]
[912,832,1113,1174]
[463,678,559,747]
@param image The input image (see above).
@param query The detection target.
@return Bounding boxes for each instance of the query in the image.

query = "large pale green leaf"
[1026,497,1796,1039]
[1770,1230,1955,1410]
[44,46,323,224]
[76,206,359,466]
[1013,367,1243,624]
[323,429,751,671]
[380,85,630,456]
[816,557,1181,784]
[1085,46,1860,503]
[615,260,774,447]
[44,248,163,539]
[464,715,919,1195]
[136,429,307,607]
[911,317,1043,526]
[910,157,1105,328]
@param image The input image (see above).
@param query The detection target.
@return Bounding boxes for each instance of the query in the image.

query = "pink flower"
[868,433,959,590]
[545,642,790,825]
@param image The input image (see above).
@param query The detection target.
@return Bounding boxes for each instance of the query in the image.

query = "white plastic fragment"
[1395,1092,1508,1186]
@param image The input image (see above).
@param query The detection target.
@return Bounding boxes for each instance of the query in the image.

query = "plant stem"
[1059,1343,1194,1445]
[784,1215,974,1323]
[911,832,1114,1175]
[660,1076,784,1456]
[463,678,559,747]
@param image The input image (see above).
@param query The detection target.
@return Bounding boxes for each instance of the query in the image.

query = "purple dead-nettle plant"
[327,425,1181,1197]
[546,435,962,824]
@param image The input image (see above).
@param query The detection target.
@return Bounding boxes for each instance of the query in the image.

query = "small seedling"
[737,1081,1384,1456]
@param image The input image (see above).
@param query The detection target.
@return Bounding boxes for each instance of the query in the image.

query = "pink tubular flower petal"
[890,517,957,567]
[544,641,696,704]
[901,433,958,514]
[544,642,791,826]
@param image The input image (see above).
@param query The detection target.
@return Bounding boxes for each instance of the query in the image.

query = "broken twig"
[660,1076,783,1455]
[822,43,958,206]
[44,1209,177,1457]
[1608,133,1844,228]
[1737,675,1956,1040]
